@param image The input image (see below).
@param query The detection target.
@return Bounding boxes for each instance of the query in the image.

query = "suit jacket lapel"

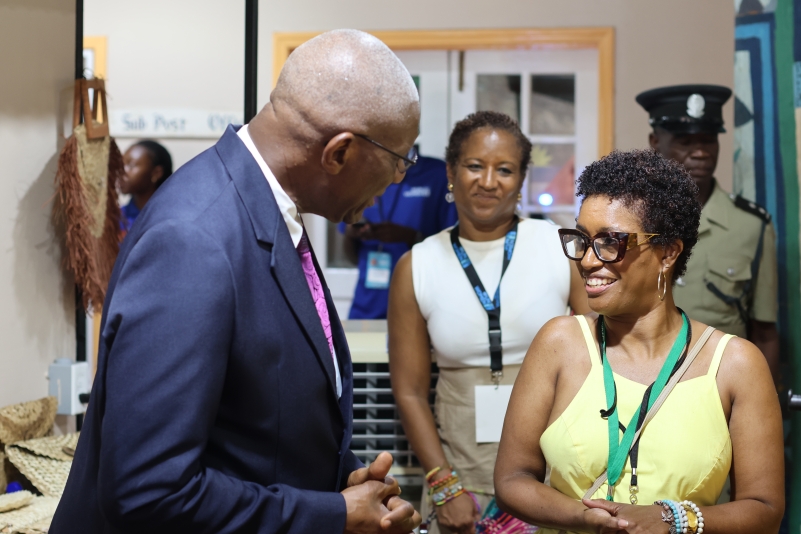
[216,125,339,400]
[311,247,354,449]
[271,231,339,398]
[310,242,354,417]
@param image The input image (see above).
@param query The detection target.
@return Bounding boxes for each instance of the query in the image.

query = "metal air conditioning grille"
[351,362,437,473]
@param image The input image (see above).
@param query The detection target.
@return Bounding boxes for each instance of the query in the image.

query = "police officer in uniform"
[637,84,780,384]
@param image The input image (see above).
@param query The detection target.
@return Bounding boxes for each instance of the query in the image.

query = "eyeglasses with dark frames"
[353,133,418,173]
[558,229,659,263]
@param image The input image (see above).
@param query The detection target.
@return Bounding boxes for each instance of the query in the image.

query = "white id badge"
[365,251,392,289]
[474,384,514,443]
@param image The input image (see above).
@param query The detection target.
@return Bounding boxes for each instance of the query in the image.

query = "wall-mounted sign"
[109,108,244,139]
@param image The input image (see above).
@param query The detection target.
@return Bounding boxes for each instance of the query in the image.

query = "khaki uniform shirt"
[673,183,777,338]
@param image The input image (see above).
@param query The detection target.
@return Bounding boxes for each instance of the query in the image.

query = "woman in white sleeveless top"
[389,111,589,534]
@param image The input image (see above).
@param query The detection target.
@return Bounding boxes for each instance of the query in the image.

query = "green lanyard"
[600,312,689,500]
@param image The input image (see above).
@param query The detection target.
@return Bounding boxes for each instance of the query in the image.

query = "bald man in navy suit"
[51,29,421,534]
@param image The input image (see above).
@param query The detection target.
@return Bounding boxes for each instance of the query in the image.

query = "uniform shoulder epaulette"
[730,194,771,223]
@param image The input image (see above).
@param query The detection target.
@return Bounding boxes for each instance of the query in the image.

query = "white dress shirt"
[237,125,342,397]
[237,125,304,247]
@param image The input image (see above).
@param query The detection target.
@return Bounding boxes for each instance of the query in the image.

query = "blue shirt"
[121,201,141,232]
[340,156,457,319]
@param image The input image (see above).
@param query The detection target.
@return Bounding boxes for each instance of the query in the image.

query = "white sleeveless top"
[411,218,571,369]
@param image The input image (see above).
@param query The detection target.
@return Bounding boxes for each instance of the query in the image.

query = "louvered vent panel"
[351,362,437,471]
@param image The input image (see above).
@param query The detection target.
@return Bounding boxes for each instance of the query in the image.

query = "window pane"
[527,143,575,208]
[477,75,521,123]
[529,75,575,135]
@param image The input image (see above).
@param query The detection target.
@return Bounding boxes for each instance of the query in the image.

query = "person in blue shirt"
[341,154,457,319]
[120,140,173,232]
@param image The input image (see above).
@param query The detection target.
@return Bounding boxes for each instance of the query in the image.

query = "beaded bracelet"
[655,500,704,534]
[683,506,698,534]
[681,500,704,534]
[671,500,686,534]
[431,482,465,506]
[655,500,682,534]
[656,501,671,532]
[429,470,458,491]
[425,466,442,483]
[428,469,464,506]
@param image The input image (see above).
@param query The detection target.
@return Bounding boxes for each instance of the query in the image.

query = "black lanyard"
[598,309,692,502]
[450,219,519,383]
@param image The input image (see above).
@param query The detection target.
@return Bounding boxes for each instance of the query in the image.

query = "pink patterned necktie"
[296,232,336,361]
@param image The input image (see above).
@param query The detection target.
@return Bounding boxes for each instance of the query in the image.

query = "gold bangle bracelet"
[682,504,698,533]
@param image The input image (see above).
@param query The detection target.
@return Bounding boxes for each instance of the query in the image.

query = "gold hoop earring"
[657,269,667,301]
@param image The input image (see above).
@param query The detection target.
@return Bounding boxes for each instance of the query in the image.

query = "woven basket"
[5,434,78,498]
[0,399,57,446]
[0,452,6,495]
[14,434,78,463]
[14,517,51,534]
[0,496,58,534]
[0,492,32,514]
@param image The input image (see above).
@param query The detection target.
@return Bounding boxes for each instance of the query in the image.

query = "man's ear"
[648,131,660,150]
[321,133,356,175]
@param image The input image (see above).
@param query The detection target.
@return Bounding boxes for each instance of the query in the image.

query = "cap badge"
[687,94,705,119]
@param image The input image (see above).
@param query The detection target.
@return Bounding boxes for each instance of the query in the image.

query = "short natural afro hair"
[445,111,532,174]
[576,149,701,282]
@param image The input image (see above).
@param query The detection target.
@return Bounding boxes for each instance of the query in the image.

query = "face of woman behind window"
[447,128,524,232]
[575,195,666,317]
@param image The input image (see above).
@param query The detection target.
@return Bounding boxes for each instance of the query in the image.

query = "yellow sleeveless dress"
[538,315,732,534]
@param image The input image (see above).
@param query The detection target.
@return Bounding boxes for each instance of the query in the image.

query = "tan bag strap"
[580,325,716,501]
[556,326,716,534]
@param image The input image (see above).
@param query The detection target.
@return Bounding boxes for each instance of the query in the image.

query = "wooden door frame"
[273,28,615,156]
[83,36,107,79]
[84,36,107,374]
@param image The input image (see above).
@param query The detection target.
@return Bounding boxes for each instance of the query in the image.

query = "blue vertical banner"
[735,17,784,229]
[736,2,801,532]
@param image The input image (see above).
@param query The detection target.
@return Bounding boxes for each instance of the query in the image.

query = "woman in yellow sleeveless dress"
[494,150,784,533]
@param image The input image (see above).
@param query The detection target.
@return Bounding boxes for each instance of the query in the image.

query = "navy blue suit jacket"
[50,126,362,533]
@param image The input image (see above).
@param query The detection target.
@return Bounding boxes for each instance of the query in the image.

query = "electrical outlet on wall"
[48,359,90,416]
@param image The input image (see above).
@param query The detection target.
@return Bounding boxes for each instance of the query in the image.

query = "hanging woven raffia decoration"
[53,79,121,310]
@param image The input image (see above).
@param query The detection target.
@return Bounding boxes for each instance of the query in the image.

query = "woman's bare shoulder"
[525,314,595,368]
[537,314,583,342]
[688,320,773,394]
[688,319,765,373]
[719,335,771,378]
[396,249,412,270]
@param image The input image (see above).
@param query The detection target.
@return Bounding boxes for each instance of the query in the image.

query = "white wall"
[84,0,244,167]
[86,0,734,185]
[0,0,734,409]
[0,0,77,407]
[257,0,736,189]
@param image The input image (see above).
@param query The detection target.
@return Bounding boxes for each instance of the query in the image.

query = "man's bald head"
[271,29,420,138]
[251,30,420,224]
